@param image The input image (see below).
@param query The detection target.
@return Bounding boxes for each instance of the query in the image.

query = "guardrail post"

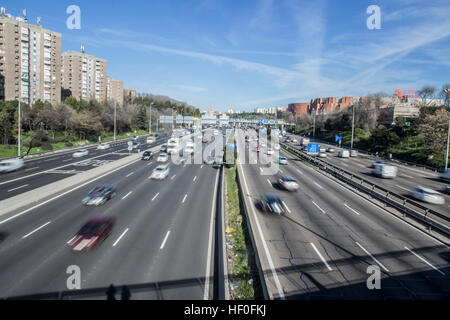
[402,199,407,217]
[385,192,389,207]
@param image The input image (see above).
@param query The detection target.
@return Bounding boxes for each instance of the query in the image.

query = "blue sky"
[3,0,450,111]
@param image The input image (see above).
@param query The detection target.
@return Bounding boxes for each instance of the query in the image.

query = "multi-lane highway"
[0,129,223,299]
[0,135,168,201]
[237,128,449,299]
[284,133,450,214]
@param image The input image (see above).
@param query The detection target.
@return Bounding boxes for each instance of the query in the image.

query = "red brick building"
[288,103,310,116]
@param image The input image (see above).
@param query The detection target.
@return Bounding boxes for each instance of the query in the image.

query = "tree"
[439,84,450,107]
[418,107,450,156]
[417,85,436,106]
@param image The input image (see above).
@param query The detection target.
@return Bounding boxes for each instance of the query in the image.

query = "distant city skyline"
[2,0,449,111]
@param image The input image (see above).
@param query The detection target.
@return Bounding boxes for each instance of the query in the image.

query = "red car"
[68,217,115,251]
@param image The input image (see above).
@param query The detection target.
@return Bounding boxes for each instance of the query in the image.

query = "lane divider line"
[22,221,51,239]
[7,184,29,192]
[160,231,171,250]
[310,242,333,271]
[152,193,159,201]
[355,242,389,272]
[344,203,361,216]
[122,191,132,200]
[312,201,326,214]
[112,228,129,247]
[404,246,445,276]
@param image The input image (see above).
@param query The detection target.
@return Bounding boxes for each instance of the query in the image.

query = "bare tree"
[417,85,436,106]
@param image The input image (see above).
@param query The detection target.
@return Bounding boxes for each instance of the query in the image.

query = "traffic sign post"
[307,143,319,155]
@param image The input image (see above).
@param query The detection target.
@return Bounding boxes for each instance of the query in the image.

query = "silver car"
[409,187,445,205]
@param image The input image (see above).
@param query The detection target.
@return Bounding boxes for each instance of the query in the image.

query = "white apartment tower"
[0,9,61,104]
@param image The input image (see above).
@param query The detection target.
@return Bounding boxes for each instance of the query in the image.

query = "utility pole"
[149,102,154,134]
[351,104,355,151]
[114,101,117,141]
[445,88,450,172]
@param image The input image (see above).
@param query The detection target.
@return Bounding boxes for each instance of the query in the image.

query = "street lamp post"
[350,104,355,151]
[445,88,450,172]
[114,101,117,141]
[18,99,21,157]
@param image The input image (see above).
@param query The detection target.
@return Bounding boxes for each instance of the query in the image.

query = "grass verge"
[224,164,264,300]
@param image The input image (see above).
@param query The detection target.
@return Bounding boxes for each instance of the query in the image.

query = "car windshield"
[78,222,105,236]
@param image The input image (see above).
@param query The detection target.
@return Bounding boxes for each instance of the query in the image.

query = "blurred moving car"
[319,152,327,158]
[157,153,169,162]
[350,150,358,157]
[338,150,350,158]
[141,150,154,160]
[371,160,388,168]
[273,144,280,151]
[319,147,326,153]
[204,155,215,165]
[97,143,110,150]
[442,185,450,194]
[267,148,274,155]
[409,187,445,205]
[160,144,168,153]
[68,217,115,251]
[327,147,335,152]
[372,163,397,178]
[132,141,141,149]
[150,164,170,180]
[73,149,89,158]
[82,184,116,206]
[259,194,285,215]
[278,176,299,191]
[146,135,156,144]
[0,158,24,173]
[279,156,288,165]
[440,170,450,182]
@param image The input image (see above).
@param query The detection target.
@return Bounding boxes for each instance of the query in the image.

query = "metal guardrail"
[291,134,442,173]
[281,142,450,238]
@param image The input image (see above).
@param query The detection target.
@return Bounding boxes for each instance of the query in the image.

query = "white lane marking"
[152,193,159,201]
[341,162,348,167]
[355,242,389,272]
[312,201,326,214]
[259,167,263,173]
[25,167,39,171]
[401,174,414,179]
[267,179,272,186]
[160,231,171,250]
[44,157,59,162]
[279,169,283,173]
[122,191,132,200]
[282,201,291,213]
[310,242,333,271]
[200,164,204,169]
[182,194,187,203]
[344,203,361,216]
[356,163,365,168]
[314,182,323,189]
[204,170,220,300]
[395,184,410,192]
[183,163,187,168]
[193,176,197,182]
[22,221,51,239]
[62,159,72,162]
[147,162,153,166]
[112,228,129,247]
[238,159,285,300]
[296,168,303,175]
[0,159,140,225]
[171,175,176,180]
[7,184,29,192]
[404,246,445,276]
[126,171,135,178]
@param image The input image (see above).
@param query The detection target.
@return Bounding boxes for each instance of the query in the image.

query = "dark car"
[141,150,154,160]
[82,184,116,206]
[259,193,285,215]
[443,185,450,195]
[68,217,115,251]
[132,141,141,149]
[160,144,168,153]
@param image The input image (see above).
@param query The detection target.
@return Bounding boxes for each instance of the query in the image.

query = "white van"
[440,170,450,182]
[373,163,398,179]
[338,150,350,158]
[0,158,24,173]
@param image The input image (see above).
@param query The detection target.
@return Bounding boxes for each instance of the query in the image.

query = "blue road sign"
[258,119,263,125]
[335,135,339,142]
[307,143,319,155]
[227,143,235,150]
[269,120,274,125]
[263,119,269,124]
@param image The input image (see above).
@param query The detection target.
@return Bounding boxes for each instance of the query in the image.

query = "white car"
[97,143,110,150]
[350,150,358,157]
[318,152,327,158]
[291,138,298,143]
[273,144,280,151]
[338,150,350,158]
[279,156,288,165]
[146,136,156,144]
[73,149,89,158]
[157,153,169,162]
[150,164,170,180]
[409,187,445,205]
[0,158,24,173]
[373,163,397,179]
[184,146,194,154]
[267,148,274,155]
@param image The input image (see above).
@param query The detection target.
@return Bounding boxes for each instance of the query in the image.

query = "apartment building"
[0,11,61,105]
[61,50,107,102]
[107,77,123,106]
[124,89,136,100]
